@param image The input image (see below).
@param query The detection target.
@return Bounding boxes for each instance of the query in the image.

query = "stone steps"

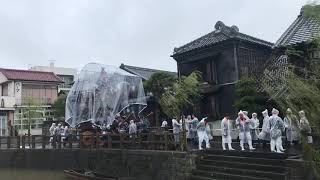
[198,159,286,173]
[191,169,272,180]
[196,164,287,179]
[204,154,286,166]
[189,149,290,180]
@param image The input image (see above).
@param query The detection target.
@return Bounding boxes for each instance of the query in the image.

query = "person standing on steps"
[258,109,271,148]
[197,117,210,150]
[284,108,300,145]
[189,114,199,146]
[172,117,182,147]
[236,111,255,151]
[269,108,285,153]
[250,113,260,145]
[299,110,313,144]
[221,116,234,150]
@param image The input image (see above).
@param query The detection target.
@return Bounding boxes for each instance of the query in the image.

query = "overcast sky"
[0,0,313,72]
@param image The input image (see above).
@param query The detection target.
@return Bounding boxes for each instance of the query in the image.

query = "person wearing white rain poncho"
[197,117,210,150]
[49,123,56,143]
[172,118,182,145]
[299,110,313,144]
[269,108,285,153]
[284,108,300,145]
[236,111,255,151]
[250,113,260,141]
[129,120,137,138]
[221,117,234,150]
[258,109,271,148]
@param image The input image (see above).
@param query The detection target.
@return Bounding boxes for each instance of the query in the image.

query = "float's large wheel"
[82,131,94,146]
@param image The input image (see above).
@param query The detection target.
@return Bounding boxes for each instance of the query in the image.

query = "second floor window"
[1,83,8,96]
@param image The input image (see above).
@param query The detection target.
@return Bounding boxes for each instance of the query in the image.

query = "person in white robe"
[172,118,182,145]
[197,117,210,150]
[284,108,300,145]
[236,111,255,151]
[269,108,285,153]
[258,109,271,148]
[129,120,137,138]
[49,123,56,143]
[250,113,260,141]
[180,115,190,139]
[189,115,199,143]
[221,117,234,150]
[299,110,313,144]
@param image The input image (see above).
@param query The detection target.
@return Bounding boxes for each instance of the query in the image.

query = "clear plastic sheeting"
[65,63,147,128]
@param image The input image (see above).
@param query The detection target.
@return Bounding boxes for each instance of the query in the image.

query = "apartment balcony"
[0,96,16,109]
[16,97,54,106]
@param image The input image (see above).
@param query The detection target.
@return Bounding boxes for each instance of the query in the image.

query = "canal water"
[0,169,66,180]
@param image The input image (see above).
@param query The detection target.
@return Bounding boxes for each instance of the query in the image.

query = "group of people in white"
[170,114,213,150]
[169,107,312,153]
[221,108,312,153]
[49,123,70,143]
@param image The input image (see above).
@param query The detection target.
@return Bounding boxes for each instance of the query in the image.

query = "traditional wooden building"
[171,21,273,120]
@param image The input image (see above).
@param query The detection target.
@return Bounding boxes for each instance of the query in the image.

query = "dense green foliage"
[302,3,320,20]
[234,78,267,116]
[143,72,177,100]
[160,72,202,118]
[52,94,67,118]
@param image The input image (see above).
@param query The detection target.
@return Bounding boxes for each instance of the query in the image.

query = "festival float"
[65,63,147,146]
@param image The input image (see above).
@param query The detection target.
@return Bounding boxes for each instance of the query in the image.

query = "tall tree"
[52,94,67,119]
[143,72,177,101]
[160,71,202,150]
[160,71,202,118]
[234,78,267,116]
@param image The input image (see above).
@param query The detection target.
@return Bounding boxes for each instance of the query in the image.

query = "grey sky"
[0,0,311,72]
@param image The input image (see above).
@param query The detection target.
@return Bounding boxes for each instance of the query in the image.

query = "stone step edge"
[203,154,286,163]
[196,164,288,177]
[189,175,218,180]
[192,169,272,180]
[198,159,287,172]
[204,149,292,158]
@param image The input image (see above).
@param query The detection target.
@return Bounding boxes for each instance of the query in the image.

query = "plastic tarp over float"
[65,63,147,128]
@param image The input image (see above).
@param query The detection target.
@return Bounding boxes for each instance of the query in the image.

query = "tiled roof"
[120,64,177,81]
[275,11,320,47]
[173,21,274,56]
[0,68,64,83]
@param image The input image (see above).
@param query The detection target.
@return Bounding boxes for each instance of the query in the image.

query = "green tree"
[52,94,67,119]
[160,71,202,118]
[160,71,202,150]
[234,78,267,116]
[143,72,177,101]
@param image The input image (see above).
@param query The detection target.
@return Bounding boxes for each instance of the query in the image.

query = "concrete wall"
[0,149,197,180]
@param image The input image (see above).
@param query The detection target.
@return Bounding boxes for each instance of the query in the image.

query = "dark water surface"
[0,169,66,180]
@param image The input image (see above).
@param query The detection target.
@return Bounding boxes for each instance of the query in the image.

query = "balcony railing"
[17,97,53,106]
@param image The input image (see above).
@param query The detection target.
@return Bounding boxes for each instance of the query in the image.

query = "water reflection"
[0,169,66,180]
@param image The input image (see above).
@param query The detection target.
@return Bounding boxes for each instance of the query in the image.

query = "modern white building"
[30,62,78,93]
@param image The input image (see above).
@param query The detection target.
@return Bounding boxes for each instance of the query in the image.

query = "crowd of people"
[48,107,312,153]
[164,114,213,150]
[221,108,312,153]
[164,107,312,153]
[49,123,71,144]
